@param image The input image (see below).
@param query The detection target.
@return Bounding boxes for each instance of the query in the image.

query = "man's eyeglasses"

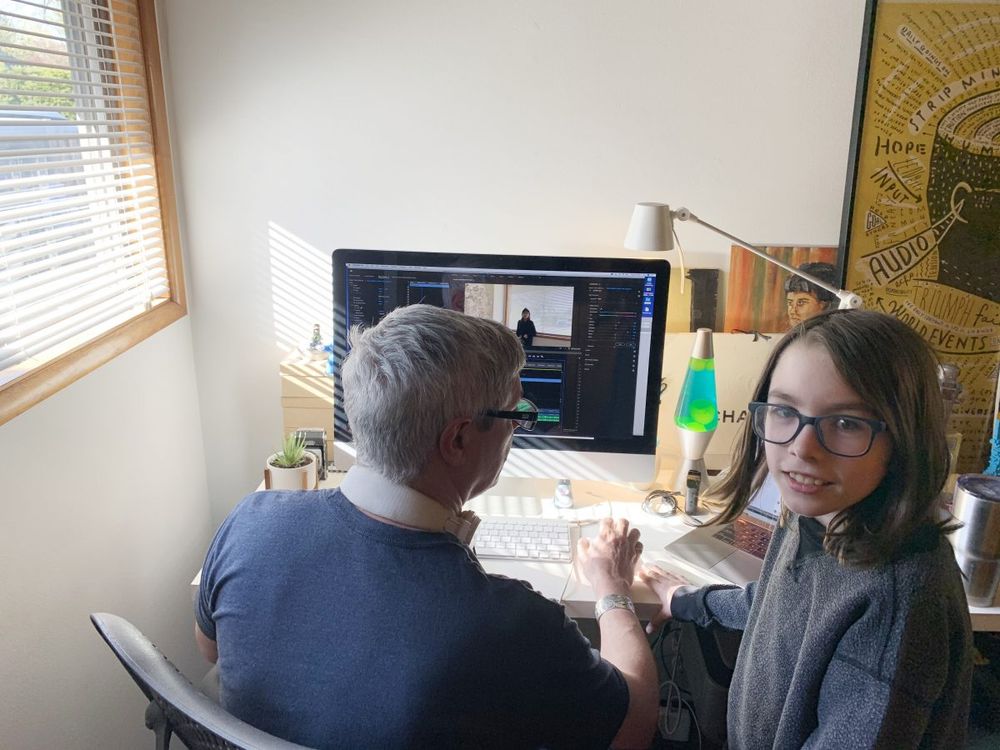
[748,401,887,458]
[484,398,539,431]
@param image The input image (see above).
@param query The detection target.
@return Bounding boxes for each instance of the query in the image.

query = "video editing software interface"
[334,251,668,454]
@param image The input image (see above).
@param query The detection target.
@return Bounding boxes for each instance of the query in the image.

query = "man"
[785,262,838,326]
[195,304,658,749]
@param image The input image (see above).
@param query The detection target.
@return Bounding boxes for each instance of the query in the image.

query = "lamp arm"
[673,208,863,310]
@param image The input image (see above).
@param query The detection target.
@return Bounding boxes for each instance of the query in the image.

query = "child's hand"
[638,564,690,634]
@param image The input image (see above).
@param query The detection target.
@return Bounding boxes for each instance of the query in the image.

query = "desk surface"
[195,473,1000,631]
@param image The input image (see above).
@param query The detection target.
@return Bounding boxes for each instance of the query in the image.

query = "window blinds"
[0,0,170,385]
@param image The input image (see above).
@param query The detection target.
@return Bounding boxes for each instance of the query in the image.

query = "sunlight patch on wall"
[267,222,332,353]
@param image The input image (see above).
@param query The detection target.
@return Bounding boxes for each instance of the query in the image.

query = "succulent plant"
[270,432,309,469]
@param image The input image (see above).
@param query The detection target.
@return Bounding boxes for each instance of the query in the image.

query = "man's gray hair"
[342,304,526,483]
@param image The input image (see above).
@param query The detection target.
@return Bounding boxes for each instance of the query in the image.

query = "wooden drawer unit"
[280,355,333,438]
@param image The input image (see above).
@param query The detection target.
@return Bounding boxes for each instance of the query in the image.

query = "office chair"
[90,613,312,750]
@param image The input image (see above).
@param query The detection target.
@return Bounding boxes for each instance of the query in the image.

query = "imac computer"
[330,249,670,485]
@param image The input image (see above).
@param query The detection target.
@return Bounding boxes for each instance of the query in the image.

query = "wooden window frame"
[0,0,186,427]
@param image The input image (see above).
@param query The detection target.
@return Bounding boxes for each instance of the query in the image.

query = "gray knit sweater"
[671,514,973,749]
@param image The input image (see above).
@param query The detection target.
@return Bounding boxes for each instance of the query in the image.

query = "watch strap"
[594,593,636,621]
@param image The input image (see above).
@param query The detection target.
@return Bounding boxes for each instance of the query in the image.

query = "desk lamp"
[624,203,864,310]
[625,202,863,490]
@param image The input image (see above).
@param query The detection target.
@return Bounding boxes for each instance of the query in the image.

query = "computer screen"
[331,249,670,483]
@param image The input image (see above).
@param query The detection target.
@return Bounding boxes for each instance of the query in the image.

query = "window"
[0,0,184,426]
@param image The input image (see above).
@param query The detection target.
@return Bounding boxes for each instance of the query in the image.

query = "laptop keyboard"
[473,518,574,562]
[712,518,771,560]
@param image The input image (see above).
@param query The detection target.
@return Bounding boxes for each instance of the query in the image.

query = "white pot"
[264,451,318,490]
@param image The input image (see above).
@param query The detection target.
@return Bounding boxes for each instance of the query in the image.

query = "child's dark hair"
[710,309,953,566]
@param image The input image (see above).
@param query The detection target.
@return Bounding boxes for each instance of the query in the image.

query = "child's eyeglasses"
[484,398,539,431]
[748,401,887,458]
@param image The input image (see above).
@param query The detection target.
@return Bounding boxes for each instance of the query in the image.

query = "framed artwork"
[724,245,840,334]
[838,0,1000,472]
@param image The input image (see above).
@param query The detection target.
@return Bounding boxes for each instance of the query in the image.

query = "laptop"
[660,474,781,585]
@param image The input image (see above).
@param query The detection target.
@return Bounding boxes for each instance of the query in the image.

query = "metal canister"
[950,474,1000,607]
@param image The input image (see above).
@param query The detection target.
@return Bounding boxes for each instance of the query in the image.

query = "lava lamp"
[673,327,718,491]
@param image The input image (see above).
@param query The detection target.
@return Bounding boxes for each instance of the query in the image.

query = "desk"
[193,473,1000,631]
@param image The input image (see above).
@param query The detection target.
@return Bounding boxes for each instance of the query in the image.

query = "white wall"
[0,8,213,747]
[0,319,213,749]
[0,2,216,750]
[159,0,867,521]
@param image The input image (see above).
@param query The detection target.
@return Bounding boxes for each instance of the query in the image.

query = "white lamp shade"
[624,202,674,252]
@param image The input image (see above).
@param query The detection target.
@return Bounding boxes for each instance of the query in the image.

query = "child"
[640,310,973,749]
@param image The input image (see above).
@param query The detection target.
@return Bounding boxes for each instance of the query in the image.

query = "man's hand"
[637,564,690,634]
[577,517,642,594]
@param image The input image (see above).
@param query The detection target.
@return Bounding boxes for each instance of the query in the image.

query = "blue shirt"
[196,488,628,749]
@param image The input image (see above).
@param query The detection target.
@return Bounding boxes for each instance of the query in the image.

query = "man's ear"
[438,417,472,466]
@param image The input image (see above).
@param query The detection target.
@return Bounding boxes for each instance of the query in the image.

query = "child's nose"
[788,422,824,459]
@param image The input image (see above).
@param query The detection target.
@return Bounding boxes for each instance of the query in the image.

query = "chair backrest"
[90,613,312,750]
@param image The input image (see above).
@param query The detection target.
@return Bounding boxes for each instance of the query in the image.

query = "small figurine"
[309,323,322,350]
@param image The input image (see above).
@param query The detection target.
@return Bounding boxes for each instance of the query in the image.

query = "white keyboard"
[473,517,574,562]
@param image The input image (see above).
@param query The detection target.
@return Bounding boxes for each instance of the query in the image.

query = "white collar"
[339,465,480,544]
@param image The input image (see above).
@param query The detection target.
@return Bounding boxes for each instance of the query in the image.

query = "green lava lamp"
[673,328,718,492]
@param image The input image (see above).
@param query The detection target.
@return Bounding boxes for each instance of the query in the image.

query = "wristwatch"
[594,594,636,621]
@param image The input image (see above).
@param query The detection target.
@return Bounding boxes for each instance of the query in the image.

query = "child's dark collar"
[796,515,826,558]
[794,513,941,565]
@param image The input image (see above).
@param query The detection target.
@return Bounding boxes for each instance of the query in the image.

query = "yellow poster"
[842,0,1000,472]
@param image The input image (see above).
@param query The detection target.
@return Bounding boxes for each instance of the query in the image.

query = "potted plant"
[264,432,318,490]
